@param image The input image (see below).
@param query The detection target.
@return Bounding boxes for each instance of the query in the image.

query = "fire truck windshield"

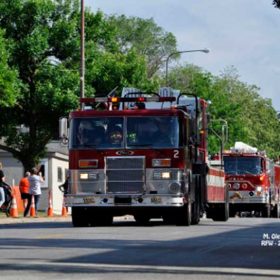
[70,116,180,149]
[224,156,262,175]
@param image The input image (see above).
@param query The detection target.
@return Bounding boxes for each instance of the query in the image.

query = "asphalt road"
[0,216,279,280]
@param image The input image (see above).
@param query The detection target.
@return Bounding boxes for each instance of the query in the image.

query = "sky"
[84,0,280,111]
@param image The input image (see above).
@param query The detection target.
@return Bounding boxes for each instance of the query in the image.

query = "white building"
[0,141,68,215]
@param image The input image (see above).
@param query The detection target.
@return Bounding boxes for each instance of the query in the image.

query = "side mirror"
[59,117,68,144]
[207,113,211,124]
[266,169,271,175]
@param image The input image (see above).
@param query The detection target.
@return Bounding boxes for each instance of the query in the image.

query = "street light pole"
[165,49,210,87]
[209,118,228,165]
[80,0,85,109]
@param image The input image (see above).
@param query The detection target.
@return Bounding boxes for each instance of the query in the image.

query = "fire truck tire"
[191,201,200,225]
[272,203,280,218]
[176,203,191,226]
[191,177,200,225]
[211,201,229,222]
[224,201,229,221]
[214,184,229,221]
[162,215,175,225]
[229,208,236,218]
[134,215,150,225]
[72,207,90,227]
[91,215,113,226]
[261,205,271,218]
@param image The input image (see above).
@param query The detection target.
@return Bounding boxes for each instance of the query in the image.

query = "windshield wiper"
[128,143,153,147]
[82,144,97,148]
[243,171,258,175]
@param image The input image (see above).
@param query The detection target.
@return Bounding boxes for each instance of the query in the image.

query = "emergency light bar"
[80,96,176,104]
[230,141,258,154]
[225,141,266,156]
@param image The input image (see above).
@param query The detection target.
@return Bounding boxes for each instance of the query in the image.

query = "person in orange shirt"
[19,171,31,208]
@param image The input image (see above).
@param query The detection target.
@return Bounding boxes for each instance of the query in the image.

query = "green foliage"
[108,15,177,78]
[0,1,158,170]
[273,0,280,8]
[0,29,19,107]
[0,0,83,170]
[86,48,159,95]
[0,0,279,171]
[84,11,161,95]
[168,65,280,159]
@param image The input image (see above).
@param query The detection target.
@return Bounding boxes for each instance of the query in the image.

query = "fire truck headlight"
[169,182,181,194]
[80,172,99,180]
[80,173,89,180]
[153,171,171,180]
[162,172,171,179]
[256,186,262,193]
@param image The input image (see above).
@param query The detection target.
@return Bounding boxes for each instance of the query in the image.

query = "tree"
[70,9,159,95]
[86,49,159,95]
[0,1,156,171]
[84,12,159,95]
[273,0,280,8]
[107,15,178,78]
[0,0,81,171]
[0,29,19,107]
[167,64,280,158]
[217,67,280,158]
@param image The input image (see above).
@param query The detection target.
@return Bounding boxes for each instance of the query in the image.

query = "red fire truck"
[60,87,228,226]
[223,142,280,217]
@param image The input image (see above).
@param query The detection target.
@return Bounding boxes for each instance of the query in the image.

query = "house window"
[39,164,45,178]
[57,167,63,182]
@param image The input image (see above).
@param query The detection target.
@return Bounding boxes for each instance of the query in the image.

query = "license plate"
[151,196,162,204]
[83,197,95,204]
[114,196,132,204]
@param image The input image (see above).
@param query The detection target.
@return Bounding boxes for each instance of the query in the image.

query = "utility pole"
[80,0,85,109]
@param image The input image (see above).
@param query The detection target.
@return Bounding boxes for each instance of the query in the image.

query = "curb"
[0,215,134,224]
[0,216,71,224]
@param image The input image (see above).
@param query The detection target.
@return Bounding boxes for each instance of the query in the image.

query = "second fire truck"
[60,87,229,226]
[223,142,280,217]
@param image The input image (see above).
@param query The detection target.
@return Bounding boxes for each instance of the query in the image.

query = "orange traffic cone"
[30,196,36,217]
[47,190,54,217]
[9,195,19,218]
[61,196,67,217]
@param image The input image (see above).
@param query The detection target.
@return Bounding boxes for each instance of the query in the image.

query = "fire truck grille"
[106,156,145,193]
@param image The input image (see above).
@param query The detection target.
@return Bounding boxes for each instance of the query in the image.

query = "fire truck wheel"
[261,205,271,218]
[134,215,150,225]
[91,215,113,226]
[212,185,230,221]
[191,187,201,225]
[162,215,174,225]
[229,208,236,218]
[211,202,229,222]
[72,207,90,227]
[176,203,191,226]
[272,203,280,218]
[224,201,229,221]
[191,202,200,225]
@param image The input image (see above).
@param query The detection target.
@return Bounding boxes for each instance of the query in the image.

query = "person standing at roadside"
[0,163,4,180]
[0,168,6,208]
[19,171,31,209]
[0,165,12,213]
[24,167,44,217]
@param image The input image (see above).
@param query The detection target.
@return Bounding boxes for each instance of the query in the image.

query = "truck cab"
[60,88,228,226]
